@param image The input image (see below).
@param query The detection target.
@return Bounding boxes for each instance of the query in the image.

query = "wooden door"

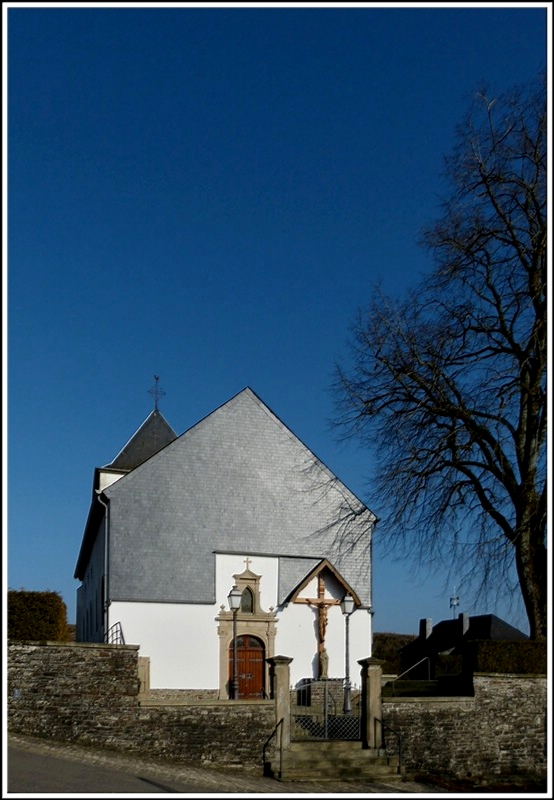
[229,635,265,699]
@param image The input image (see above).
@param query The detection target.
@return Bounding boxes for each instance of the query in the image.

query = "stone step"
[288,749,395,765]
[280,767,401,780]
[275,763,401,781]
[289,739,367,753]
[265,744,401,781]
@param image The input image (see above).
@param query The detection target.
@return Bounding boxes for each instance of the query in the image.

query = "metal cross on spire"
[148,375,166,411]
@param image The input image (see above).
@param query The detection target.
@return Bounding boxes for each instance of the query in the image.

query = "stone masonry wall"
[145,688,219,704]
[8,642,141,745]
[8,643,275,773]
[8,644,547,783]
[383,674,547,784]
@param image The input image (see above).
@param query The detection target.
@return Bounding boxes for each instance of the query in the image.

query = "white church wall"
[97,469,125,491]
[215,553,278,612]
[279,605,371,688]
[276,576,372,687]
[108,553,372,690]
[109,600,220,689]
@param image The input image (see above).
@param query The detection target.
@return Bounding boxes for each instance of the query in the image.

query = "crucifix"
[295,574,340,678]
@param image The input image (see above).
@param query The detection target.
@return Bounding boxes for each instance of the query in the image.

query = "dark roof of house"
[402,614,528,656]
[106,409,178,470]
[464,614,528,641]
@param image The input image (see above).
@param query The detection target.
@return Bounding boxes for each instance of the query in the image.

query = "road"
[7,733,443,794]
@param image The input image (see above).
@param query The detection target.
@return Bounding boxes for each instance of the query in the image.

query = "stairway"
[382,679,440,697]
[264,740,402,781]
[382,677,472,697]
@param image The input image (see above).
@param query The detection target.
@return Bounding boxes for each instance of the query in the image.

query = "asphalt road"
[8,746,196,793]
[7,733,444,795]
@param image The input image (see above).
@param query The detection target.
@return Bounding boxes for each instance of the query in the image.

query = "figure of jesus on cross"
[296,574,340,679]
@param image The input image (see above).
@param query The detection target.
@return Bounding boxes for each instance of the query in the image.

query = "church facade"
[75,387,376,695]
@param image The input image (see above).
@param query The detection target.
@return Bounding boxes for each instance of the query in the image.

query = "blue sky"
[6,3,548,634]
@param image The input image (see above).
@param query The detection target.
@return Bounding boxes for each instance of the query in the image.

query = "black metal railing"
[390,656,430,694]
[375,717,402,771]
[104,621,125,644]
[262,718,284,780]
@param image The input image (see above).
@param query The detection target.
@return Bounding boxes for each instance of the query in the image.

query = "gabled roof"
[106,409,178,470]
[463,614,528,642]
[285,558,361,607]
[75,387,376,603]
[402,613,528,658]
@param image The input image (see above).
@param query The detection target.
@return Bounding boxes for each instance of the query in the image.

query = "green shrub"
[8,590,70,642]
[373,632,417,675]
[463,639,546,675]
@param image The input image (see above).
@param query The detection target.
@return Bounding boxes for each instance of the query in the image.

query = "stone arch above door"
[216,562,277,699]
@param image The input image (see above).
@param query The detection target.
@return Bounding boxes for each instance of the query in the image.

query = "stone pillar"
[266,655,293,750]
[358,657,385,750]
[138,657,150,698]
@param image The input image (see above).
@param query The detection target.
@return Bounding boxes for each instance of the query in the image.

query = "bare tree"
[335,74,547,639]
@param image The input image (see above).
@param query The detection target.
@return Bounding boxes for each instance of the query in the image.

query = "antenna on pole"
[450,586,460,618]
[148,375,166,411]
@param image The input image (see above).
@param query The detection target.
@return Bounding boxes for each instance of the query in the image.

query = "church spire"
[148,375,166,411]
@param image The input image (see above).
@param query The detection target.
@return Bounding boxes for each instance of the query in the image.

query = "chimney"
[459,612,469,636]
[419,618,433,639]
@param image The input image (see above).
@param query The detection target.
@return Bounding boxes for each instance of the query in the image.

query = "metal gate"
[291,679,361,740]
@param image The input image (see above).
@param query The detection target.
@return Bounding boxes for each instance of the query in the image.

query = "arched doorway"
[229,634,265,698]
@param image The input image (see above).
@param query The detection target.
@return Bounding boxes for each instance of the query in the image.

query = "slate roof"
[402,613,528,660]
[107,410,178,470]
[75,387,376,604]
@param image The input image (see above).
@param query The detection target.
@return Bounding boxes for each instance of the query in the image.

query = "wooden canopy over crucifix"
[288,559,361,679]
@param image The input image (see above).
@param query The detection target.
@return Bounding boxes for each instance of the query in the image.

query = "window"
[241,587,254,613]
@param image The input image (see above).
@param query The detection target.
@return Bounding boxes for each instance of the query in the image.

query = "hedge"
[8,590,70,642]
[462,639,547,675]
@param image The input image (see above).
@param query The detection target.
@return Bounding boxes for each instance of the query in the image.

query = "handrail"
[390,657,430,694]
[104,621,125,645]
[374,717,402,772]
[262,718,284,780]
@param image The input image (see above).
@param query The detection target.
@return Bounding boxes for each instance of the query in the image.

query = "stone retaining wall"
[383,674,547,784]
[7,642,274,773]
[145,688,220,704]
[8,643,547,784]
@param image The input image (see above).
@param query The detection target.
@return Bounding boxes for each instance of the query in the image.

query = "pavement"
[7,732,446,795]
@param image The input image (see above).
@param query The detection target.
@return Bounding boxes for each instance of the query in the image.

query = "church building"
[74,386,376,697]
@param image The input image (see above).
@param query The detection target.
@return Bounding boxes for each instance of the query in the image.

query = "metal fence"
[291,679,361,740]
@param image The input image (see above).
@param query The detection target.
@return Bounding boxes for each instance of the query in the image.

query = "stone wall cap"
[8,641,140,651]
[383,696,475,704]
[358,656,386,667]
[473,672,546,678]
[266,655,293,665]
[140,699,274,707]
